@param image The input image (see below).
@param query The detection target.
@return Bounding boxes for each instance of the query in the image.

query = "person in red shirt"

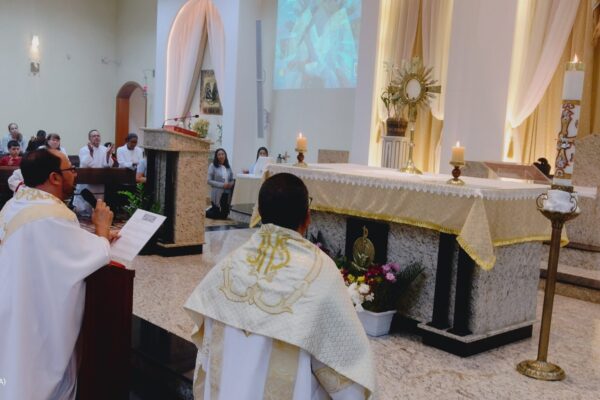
[0,140,22,166]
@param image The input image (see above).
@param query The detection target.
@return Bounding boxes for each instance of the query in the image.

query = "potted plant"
[341,254,423,336]
[381,62,408,137]
[191,118,210,138]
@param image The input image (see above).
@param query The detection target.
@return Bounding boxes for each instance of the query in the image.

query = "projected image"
[274,0,362,89]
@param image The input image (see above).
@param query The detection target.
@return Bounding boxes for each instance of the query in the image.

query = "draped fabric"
[369,0,419,166]
[505,0,578,162]
[513,0,600,163]
[165,0,226,120]
[370,0,452,172]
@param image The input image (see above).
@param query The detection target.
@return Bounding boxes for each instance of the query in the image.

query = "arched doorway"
[115,81,147,147]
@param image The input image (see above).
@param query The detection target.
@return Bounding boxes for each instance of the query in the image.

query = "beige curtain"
[514,0,600,164]
[369,0,420,165]
[370,0,452,172]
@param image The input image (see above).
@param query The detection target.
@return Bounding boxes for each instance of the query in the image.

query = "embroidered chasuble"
[185,224,376,399]
[0,188,110,400]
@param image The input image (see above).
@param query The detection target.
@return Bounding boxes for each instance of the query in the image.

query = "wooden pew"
[77,264,135,400]
[75,168,136,211]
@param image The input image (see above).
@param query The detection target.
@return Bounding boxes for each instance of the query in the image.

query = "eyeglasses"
[59,166,78,173]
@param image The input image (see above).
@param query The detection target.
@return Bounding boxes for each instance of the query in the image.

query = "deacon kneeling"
[185,173,376,399]
[0,149,116,400]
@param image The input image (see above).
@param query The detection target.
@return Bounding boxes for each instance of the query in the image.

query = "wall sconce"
[30,35,40,75]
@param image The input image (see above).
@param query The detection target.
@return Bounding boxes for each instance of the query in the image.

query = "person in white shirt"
[73,129,114,216]
[116,133,143,169]
[0,148,116,400]
[185,173,375,399]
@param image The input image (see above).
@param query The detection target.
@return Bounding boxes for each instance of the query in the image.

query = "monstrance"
[396,58,441,174]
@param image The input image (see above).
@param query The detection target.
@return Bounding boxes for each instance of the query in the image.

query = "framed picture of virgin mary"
[200,70,222,115]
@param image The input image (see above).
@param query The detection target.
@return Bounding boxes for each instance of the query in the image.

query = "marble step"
[541,244,600,272]
[539,262,600,304]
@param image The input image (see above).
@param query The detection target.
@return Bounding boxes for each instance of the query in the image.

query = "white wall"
[0,0,118,154]
[116,0,157,135]
[440,0,518,169]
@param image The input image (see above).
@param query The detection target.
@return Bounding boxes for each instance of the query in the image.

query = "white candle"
[296,132,307,152]
[451,141,465,164]
[553,56,584,187]
[563,55,584,101]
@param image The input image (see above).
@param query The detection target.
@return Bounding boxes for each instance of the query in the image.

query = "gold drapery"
[518,0,600,164]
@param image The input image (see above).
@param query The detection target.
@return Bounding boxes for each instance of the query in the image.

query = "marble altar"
[252,164,558,355]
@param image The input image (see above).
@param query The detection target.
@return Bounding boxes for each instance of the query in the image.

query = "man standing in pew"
[0,149,116,400]
[73,129,113,217]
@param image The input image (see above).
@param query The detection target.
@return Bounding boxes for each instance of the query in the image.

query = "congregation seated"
[1,122,25,154]
[26,129,47,152]
[73,129,114,217]
[206,148,234,219]
[243,146,269,174]
[41,132,68,155]
[116,133,143,169]
[0,140,22,166]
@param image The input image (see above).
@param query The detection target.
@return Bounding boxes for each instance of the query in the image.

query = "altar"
[253,163,559,356]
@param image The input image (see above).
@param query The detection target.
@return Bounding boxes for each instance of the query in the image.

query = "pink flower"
[382,264,391,273]
[385,272,396,282]
[390,263,401,272]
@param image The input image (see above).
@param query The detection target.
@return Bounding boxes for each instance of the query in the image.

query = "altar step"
[539,245,600,304]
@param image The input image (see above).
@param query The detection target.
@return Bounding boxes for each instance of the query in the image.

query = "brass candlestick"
[446,161,465,185]
[516,187,579,381]
[400,120,422,174]
[294,148,307,167]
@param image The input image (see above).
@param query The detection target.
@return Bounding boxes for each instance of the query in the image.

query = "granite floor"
[132,229,600,400]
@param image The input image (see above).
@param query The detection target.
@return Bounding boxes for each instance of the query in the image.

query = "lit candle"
[563,55,584,101]
[451,141,465,164]
[553,55,584,187]
[296,132,307,152]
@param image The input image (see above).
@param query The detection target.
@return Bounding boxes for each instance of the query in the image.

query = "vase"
[385,117,407,137]
[357,310,396,337]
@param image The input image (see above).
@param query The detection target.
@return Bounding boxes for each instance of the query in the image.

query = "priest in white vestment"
[0,149,116,400]
[116,133,143,169]
[185,173,376,399]
[73,129,114,216]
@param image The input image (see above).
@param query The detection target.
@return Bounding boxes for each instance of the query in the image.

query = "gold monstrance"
[395,58,441,174]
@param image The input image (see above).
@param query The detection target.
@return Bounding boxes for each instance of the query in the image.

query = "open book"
[110,209,166,268]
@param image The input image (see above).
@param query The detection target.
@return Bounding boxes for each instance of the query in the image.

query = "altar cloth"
[251,164,566,270]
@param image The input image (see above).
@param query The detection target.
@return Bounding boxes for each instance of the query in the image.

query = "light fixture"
[30,35,40,75]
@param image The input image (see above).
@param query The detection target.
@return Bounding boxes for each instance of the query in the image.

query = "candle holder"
[294,148,307,167]
[516,186,579,381]
[446,161,465,185]
[399,121,422,174]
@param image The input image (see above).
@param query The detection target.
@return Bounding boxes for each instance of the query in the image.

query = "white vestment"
[185,224,376,400]
[73,144,113,216]
[116,145,143,169]
[0,187,110,400]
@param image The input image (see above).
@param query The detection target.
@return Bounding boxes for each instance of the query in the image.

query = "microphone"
[161,114,200,128]
[80,188,97,208]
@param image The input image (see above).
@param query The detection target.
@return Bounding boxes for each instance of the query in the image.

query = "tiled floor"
[130,228,600,399]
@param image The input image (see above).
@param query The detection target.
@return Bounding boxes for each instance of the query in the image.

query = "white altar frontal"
[252,163,559,356]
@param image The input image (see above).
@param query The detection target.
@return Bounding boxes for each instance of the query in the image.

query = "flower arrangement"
[310,231,423,313]
[191,119,210,138]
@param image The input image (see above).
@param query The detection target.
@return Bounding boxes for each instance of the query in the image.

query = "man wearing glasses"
[0,149,117,400]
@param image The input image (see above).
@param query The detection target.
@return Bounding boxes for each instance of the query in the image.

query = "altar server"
[116,133,143,169]
[185,173,375,399]
[73,129,113,216]
[0,149,115,400]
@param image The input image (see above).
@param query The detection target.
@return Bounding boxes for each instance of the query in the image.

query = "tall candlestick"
[296,132,307,152]
[553,56,584,188]
[451,141,465,164]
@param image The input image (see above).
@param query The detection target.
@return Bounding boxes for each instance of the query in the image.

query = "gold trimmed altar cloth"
[251,164,565,270]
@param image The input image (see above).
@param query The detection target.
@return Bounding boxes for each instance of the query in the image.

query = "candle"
[451,141,465,164]
[563,55,584,101]
[553,55,584,187]
[296,132,307,152]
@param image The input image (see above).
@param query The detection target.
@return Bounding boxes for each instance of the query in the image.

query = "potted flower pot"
[357,310,396,337]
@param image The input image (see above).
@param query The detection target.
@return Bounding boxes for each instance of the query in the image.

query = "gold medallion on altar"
[352,226,375,269]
